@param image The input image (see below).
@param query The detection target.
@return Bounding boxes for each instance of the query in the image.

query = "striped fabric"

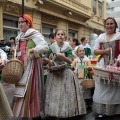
[13,58,44,118]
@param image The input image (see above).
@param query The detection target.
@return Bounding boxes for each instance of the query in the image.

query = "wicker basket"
[49,63,66,72]
[80,79,95,89]
[93,67,120,83]
[2,49,24,84]
[48,54,66,72]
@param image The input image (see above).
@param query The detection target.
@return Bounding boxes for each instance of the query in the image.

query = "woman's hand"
[104,48,111,54]
[11,46,16,52]
[26,48,34,61]
[113,60,119,67]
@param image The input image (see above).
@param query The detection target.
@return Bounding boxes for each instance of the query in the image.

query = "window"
[42,24,56,44]
[98,0,102,17]
[93,0,102,17]
[3,14,19,41]
[68,29,78,39]
[93,0,96,14]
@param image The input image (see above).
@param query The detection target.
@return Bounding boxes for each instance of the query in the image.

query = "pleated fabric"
[0,83,13,120]
[13,58,44,118]
[44,69,86,118]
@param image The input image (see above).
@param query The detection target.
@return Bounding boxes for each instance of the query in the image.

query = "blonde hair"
[75,46,84,55]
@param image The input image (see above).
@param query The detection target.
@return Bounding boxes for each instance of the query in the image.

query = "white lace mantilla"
[50,42,72,53]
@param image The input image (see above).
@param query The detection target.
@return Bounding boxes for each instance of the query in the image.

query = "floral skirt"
[44,69,86,118]
[0,83,13,120]
[92,101,120,115]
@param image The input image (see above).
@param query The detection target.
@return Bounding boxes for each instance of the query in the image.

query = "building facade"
[0,0,106,44]
[107,0,120,29]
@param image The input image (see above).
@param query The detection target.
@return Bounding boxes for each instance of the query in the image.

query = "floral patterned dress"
[44,42,86,118]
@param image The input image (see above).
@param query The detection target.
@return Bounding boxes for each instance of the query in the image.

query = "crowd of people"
[0,37,16,59]
[0,14,120,120]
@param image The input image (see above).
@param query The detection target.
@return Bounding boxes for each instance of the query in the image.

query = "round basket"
[80,79,95,89]
[2,58,24,84]
[2,49,24,84]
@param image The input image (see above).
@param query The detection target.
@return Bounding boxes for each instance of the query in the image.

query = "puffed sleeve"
[93,33,104,51]
[0,49,7,61]
[65,49,73,61]
[32,33,48,54]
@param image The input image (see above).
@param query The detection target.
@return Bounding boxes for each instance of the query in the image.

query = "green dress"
[84,47,92,57]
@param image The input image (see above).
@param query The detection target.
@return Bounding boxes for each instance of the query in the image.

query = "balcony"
[0,0,7,6]
[34,0,92,22]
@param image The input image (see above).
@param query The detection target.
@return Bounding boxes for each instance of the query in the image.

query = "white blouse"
[93,32,120,67]
[93,32,120,104]
[16,28,49,54]
[0,49,7,61]
[93,32,120,51]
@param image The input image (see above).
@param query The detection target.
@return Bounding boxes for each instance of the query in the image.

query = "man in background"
[49,33,56,45]
[0,38,6,51]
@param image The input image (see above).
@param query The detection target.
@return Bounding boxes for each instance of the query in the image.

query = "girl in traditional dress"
[71,46,93,110]
[12,14,48,119]
[43,29,86,119]
[0,48,13,120]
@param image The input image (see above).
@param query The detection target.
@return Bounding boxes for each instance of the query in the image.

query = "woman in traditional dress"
[92,17,120,120]
[69,37,80,59]
[12,14,48,119]
[0,48,13,120]
[43,29,86,120]
[79,37,92,58]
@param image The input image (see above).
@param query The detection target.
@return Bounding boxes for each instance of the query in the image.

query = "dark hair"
[49,33,55,39]
[104,17,118,32]
[81,37,86,43]
[54,29,65,36]
[10,37,15,43]
[10,37,15,40]
[72,37,80,46]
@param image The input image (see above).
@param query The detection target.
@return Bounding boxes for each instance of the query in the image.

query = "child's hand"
[55,53,64,59]
[48,60,53,67]
[87,67,92,71]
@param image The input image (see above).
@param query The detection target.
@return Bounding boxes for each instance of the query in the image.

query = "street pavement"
[8,109,120,120]
[4,86,120,120]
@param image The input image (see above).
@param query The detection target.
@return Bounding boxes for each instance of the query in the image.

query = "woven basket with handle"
[49,62,66,72]
[2,49,24,84]
[80,79,95,89]
[49,54,66,72]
